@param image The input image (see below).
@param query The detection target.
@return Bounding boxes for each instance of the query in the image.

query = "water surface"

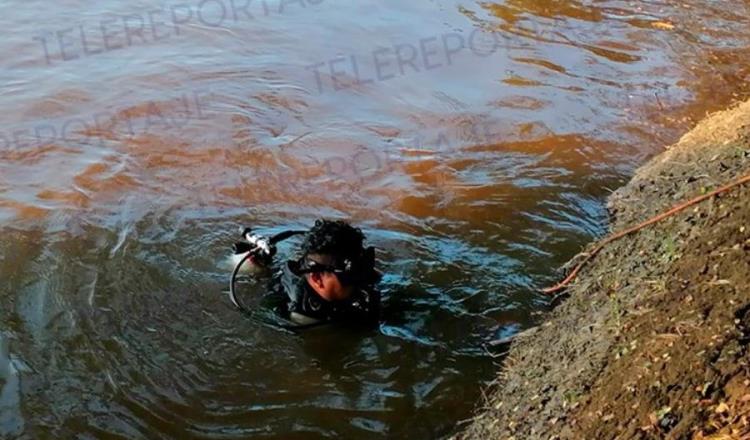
[1,0,749,438]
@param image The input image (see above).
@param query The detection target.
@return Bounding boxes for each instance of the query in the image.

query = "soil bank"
[459,99,750,439]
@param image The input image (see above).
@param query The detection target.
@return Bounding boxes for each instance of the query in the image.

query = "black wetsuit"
[274,262,380,327]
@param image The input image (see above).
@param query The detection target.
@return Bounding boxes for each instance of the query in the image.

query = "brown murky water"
[1,0,749,438]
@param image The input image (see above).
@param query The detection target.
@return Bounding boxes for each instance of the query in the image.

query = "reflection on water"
[1,0,749,438]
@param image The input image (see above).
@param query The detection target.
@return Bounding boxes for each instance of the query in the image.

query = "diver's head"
[303,254,355,301]
[295,219,371,302]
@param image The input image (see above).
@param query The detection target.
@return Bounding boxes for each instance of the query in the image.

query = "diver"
[229,219,382,328]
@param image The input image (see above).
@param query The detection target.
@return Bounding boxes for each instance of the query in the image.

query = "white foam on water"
[0,333,25,437]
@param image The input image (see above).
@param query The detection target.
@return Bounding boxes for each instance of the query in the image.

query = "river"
[1,0,749,438]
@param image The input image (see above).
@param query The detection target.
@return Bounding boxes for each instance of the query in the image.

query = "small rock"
[659,413,678,431]
[715,402,730,414]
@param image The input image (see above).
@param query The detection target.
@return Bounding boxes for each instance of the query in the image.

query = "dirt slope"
[459,99,750,439]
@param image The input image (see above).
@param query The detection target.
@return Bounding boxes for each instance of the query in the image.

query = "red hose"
[542,173,750,295]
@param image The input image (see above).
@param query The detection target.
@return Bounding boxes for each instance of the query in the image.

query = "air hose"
[227,228,329,330]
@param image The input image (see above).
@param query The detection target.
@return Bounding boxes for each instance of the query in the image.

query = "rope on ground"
[541,172,750,295]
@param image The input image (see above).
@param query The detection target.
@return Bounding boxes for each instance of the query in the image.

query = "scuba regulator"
[229,227,305,311]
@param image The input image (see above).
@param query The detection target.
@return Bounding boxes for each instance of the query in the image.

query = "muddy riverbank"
[460,99,750,439]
